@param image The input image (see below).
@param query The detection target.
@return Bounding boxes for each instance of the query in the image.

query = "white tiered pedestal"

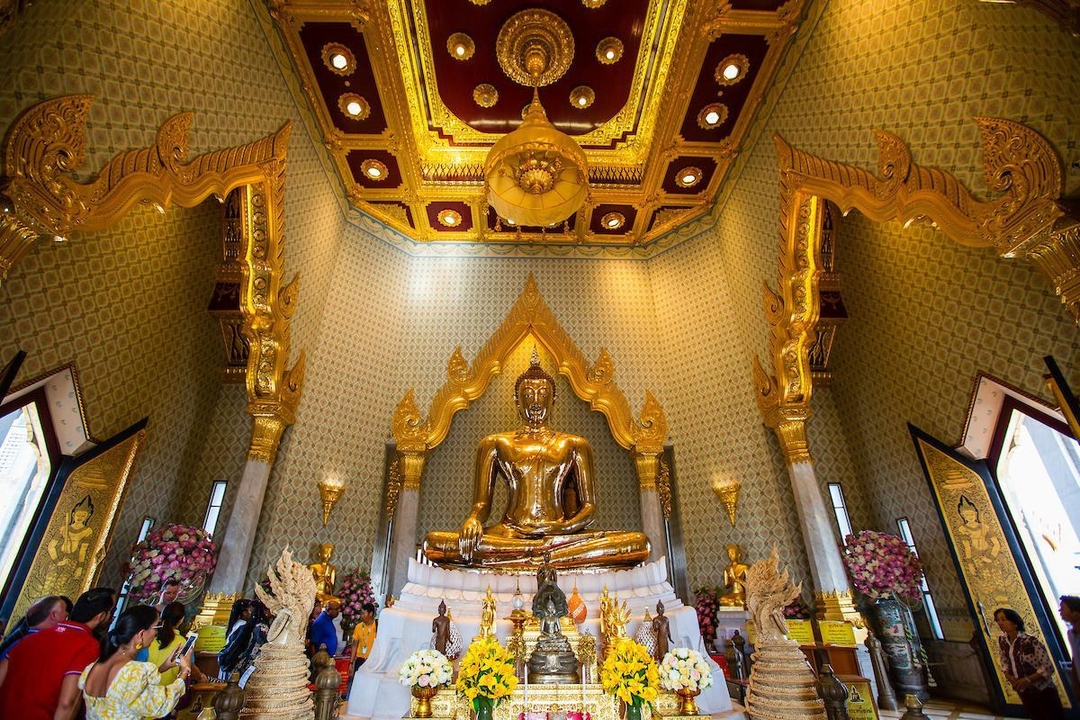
[343,558,732,720]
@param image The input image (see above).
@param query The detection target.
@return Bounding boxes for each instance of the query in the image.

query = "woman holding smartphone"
[148,602,206,687]
[79,605,193,720]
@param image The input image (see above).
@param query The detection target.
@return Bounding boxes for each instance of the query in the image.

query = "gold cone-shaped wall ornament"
[317,477,345,526]
[712,477,740,527]
[485,89,589,228]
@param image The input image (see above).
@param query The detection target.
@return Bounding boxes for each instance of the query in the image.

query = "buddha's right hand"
[459,517,484,561]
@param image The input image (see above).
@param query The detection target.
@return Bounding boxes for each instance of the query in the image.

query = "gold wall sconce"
[711,477,741,527]
[317,477,345,526]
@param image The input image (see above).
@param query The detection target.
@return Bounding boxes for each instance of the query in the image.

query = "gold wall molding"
[0,95,305,463]
[755,118,1074,456]
[390,273,667,489]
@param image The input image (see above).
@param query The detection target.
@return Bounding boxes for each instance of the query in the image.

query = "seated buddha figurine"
[719,543,749,607]
[422,354,650,570]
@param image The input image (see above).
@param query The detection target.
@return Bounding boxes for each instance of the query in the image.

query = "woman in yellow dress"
[79,605,192,720]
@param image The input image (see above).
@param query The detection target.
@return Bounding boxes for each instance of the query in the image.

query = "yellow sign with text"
[785,619,815,645]
[843,677,879,720]
[819,620,857,647]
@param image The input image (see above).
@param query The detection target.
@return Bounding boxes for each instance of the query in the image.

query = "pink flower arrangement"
[338,566,376,631]
[693,586,721,651]
[842,530,923,601]
[121,523,217,602]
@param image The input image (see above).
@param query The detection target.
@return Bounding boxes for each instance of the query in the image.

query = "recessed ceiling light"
[447,33,475,61]
[675,166,703,189]
[339,93,371,120]
[360,159,389,181]
[696,102,728,130]
[321,43,355,76]
[600,211,626,230]
[715,54,750,86]
[569,86,595,110]
[473,84,499,108]
[596,37,623,65]
[437,209,463,227]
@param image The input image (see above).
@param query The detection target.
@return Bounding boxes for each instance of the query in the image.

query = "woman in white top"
[79,605,193,720]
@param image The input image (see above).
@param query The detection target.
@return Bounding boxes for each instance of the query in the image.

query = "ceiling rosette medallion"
[270,0,811,253]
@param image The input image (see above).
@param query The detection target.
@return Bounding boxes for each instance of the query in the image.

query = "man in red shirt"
[0,587,115,720]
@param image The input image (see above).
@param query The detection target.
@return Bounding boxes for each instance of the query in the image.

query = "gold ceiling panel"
[270,0,810,252]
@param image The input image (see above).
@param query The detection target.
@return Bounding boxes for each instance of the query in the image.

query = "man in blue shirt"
[309,600,341,656]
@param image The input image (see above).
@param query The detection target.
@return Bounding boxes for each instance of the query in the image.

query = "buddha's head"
[725,543,740,561]
[438,599,447,615]
[515,353,557,425]
[320,542,334,562]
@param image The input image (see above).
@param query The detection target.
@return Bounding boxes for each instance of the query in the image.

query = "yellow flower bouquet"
[456,636,519,719]
[600,637,660,717]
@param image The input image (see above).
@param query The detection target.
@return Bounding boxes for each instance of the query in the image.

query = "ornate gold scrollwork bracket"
[389,273,667,491]
[755,118,1074,454]
[0,95,305,463]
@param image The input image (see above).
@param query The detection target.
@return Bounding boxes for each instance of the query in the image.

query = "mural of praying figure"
[45,494,96,593]
[956,495,1001,572]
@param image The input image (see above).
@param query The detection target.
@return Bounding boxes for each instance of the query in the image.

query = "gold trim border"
[0,95,306,462]
[391,273,667,486]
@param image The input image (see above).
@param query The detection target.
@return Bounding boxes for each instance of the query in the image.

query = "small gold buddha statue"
[477,587,497,640]
[719,543,749,607]
[308,542,338,602]
[422,353,651,570]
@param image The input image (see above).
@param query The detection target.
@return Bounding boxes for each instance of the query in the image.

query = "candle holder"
[317,477,346,526]
[711,477,740,527]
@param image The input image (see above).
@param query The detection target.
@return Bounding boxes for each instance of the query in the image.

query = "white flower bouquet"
[658,648,713,693]
[398,648,454,688]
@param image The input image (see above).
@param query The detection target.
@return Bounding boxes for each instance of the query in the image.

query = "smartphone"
[177,633,198,658]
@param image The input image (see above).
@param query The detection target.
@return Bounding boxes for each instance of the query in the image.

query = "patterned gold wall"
[0,0,347,587]
[243,258,670,589]
[4,0,1079,631]
[675,0,1080,636]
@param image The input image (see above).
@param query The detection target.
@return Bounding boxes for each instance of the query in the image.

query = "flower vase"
[675,688,700,716]
[475,697,493,720]
[867,596,929,702]
[622,702,643,720]
[412,685,438,718]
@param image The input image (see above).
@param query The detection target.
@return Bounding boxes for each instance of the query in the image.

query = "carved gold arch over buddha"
[0,95,305,461]
[391,273,667,497]
[754,117,1073,464]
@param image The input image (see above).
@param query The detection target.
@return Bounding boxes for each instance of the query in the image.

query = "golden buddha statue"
[308,542,338,602]
[422,354,651,570]
[719,543,749,607]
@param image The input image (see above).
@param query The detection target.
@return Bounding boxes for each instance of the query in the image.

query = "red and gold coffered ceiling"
[270,0,807,250]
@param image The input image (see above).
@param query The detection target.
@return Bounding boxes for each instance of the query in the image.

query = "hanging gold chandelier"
[485,9,589,228]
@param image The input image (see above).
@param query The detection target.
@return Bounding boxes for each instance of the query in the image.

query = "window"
[202,480,227,538]
[828,483,854,542]
[897,516,944,639]
[988,396,1080,643]
[112,516,155,625]
[0,389,59,597]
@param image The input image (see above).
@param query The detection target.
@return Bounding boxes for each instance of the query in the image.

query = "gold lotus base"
[415,684,631,720]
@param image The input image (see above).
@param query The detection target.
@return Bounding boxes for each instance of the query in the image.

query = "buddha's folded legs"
[423,530,650,569]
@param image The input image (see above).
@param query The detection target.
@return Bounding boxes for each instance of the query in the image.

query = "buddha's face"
[518,378,553,425]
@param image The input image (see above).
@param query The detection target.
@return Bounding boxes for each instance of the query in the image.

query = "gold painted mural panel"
[917,438,1071,708]
[10,429,145,626]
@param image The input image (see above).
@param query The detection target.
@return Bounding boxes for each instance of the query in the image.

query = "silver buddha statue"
[527,557,579,684]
